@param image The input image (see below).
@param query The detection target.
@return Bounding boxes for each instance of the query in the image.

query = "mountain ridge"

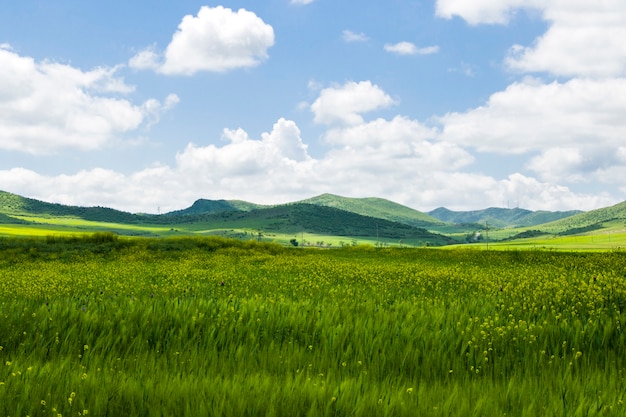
[4,189,626,242]
[428,206,582,228]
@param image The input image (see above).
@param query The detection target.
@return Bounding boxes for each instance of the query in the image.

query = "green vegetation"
[302,193,444,228]
[1,236,626,416]
[428,206,581,228]
[5,189,626,249]
[537,200,626,234]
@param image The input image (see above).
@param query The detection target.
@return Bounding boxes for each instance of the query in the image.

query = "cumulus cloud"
[505,2,626,77]
[342,30,369,43]
[0,48,177,154]
[438,77,626,154]
[0,112,618,213]
[436,0,626,78]
[384,42,439,55]
[311,81,397,125]
[129,6,275,75]
[526,146,621,184]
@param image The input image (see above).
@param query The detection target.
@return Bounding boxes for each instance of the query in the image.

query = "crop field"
[1,235,626,416]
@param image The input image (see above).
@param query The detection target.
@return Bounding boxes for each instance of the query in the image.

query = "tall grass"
[1,237,625,416]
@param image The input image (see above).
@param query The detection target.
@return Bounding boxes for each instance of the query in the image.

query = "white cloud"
[311,81,397,125]
[435,0,544,25]
[1,113,618,213]
[128,46,160,71]
[176,118,312,178]
[438,77,626,154]
[342,30,369,43]
[0,48,177,154]
[505,2,626,77]
[129,6,275,75]
[436,0,626,78]
[291,0,316,4]
[526,146,620,184]
[384,42,439,56]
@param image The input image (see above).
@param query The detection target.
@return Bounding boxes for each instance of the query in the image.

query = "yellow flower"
[406,388,414,394]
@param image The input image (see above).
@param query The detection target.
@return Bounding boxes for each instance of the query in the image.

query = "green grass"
[1,237,626,415]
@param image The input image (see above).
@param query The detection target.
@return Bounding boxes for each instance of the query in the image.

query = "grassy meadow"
[1,235,626,416]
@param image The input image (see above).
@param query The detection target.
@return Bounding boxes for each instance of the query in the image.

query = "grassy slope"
[301,194,445,228]
[0,190,149,224]
[536,200,626,233]
[428,206,581,228]
[179,203,456,245]
[0,191,453,245]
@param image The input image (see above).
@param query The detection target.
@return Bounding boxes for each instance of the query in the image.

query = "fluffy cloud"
[438,78,626,154]
[130,6,275,75]
[505,2,626,77]
[1,75,620,213]
[436,0,626,78]
[0,48,177,154]
[384,42,439,56]
[435,0,544,25]
[434,0,626,188]
[5,97,608,213]
[526,147,622,184]
[311,81,397,125]
[176,118,311,179]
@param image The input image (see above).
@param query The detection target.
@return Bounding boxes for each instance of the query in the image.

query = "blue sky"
[1,0,625,213]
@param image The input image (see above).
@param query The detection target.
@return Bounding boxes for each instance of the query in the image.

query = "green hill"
[179,203,455,245]
[165,199,264,216]
[537,200,626,233]
[0,190,146,224]
[300,193,444,228]
[428,207,580,228]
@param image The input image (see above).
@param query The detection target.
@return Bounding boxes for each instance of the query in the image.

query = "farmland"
[1,235,625,416]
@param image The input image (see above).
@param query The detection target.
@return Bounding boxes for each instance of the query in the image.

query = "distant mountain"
[428,207,581,228]
[300,193,444,228]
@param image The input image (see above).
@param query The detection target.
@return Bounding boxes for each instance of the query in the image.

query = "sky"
[1,0,626,214]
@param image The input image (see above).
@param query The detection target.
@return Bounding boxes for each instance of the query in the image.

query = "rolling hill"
[0,190,146,224]
[165,199,264,216]
[300,193,444,228]
[535,200,626,233]
[4,189,626,247]
[428,207,581,228]
[0,190,453,245]
[175,203,455,245]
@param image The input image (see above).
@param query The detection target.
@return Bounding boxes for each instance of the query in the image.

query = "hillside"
[165,198,264,216]
[0,190,147,224]
[428,207,580,228]
[537,200,626,233]
[300,193,444,228]
[168,203,455,245]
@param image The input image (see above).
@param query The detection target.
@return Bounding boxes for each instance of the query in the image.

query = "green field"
[1,235,625,416]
